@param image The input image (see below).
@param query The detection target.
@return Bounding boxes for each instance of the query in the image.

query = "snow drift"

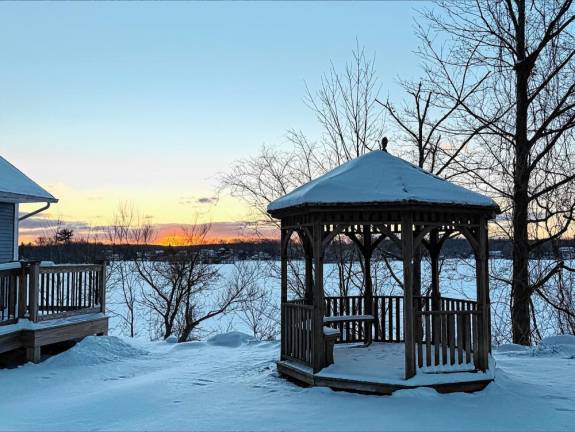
[45,336,147,367]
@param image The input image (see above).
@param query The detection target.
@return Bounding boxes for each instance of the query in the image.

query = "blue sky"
[0,2,428,240]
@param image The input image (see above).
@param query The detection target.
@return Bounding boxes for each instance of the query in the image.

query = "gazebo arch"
[269,150,499,394]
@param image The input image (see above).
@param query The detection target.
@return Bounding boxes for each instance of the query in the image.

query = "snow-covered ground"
[1,333,574,431]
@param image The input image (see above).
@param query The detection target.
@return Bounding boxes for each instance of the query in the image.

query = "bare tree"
[105,203,141,337]
[133,223,252,342]
[236,261,279,340]
[221,45,384,230]
[327,237,363,298]
[378,79,485,178]
[303,44,385,163]
[418,0,575,344]
[221,46,388,296]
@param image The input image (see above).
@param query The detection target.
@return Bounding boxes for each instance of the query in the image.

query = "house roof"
[0,156,58,203]
[267,150,498,213]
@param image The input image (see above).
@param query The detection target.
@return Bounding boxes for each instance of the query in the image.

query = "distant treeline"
[18,237,575,264]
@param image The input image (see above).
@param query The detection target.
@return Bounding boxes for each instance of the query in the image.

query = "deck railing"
[282,302,313,366]
[0,266,20,325]
[0,261,106,325]
[35,264,105,321]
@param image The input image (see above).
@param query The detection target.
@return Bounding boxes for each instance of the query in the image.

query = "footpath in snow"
[0,332,574,431]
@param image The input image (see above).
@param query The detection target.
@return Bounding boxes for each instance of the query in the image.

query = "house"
[559,246,575,259]
[489,250,504,258]
[0,155,108,363]
[0,156,58,261]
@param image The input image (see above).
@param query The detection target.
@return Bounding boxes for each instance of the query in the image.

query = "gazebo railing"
[324,295,434,344]
[282,302,313,366]
[414,296,480,370]
[324,295,481,370]
[440,296,478,313]
[283,295,481,373]
[414,308,480,370]
[324,295,380,343]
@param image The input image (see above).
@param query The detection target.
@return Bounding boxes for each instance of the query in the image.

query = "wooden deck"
[0,261,108,363]
[278,342,494,395]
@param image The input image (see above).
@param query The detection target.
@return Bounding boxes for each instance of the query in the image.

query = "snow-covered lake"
[105,258,569,344]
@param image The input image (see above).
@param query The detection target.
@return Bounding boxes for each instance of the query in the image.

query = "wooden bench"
[323,315,375,366]
[323,326,339,366]
[323,314,375,324]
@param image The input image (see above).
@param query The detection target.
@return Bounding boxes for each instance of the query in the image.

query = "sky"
[0,2,426,244]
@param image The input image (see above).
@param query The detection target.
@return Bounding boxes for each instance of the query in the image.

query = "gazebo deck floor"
[278,343,494,395]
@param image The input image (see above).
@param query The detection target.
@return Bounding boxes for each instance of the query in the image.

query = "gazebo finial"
[380,136,388,152]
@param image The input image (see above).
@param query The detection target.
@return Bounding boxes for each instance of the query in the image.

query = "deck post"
[28,261,40,322]
[430,230,441,311]
[402,213,416,379]
[98,260,107,314]
[476,218,490,371]
[25,346,41,363]
[280,227,288,360]
[17,261,28,318]
[312,220,326,373]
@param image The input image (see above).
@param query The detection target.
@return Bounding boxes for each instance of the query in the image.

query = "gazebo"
[267,150,499,394]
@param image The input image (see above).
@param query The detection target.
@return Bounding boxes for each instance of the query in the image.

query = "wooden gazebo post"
[280,226,288,362]
[362,225,373,344]
[476,217,490,371]
[429,229,441,311]
[402,212,416,379]
[311,220,326,372]
[301,233,314,304]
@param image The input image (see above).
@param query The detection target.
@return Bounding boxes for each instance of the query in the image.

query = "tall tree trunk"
[178,321,195,343]
[511,0,532,345]
[164,319,173,340]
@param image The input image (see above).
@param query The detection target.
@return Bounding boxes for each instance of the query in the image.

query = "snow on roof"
[0,156,57,203]
[267,150,497,212]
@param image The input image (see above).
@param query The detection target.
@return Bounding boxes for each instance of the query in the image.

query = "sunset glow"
[1,2,424,244]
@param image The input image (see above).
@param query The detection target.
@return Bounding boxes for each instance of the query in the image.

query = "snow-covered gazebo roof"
[0,156,57,203]
[268,150,498,214]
